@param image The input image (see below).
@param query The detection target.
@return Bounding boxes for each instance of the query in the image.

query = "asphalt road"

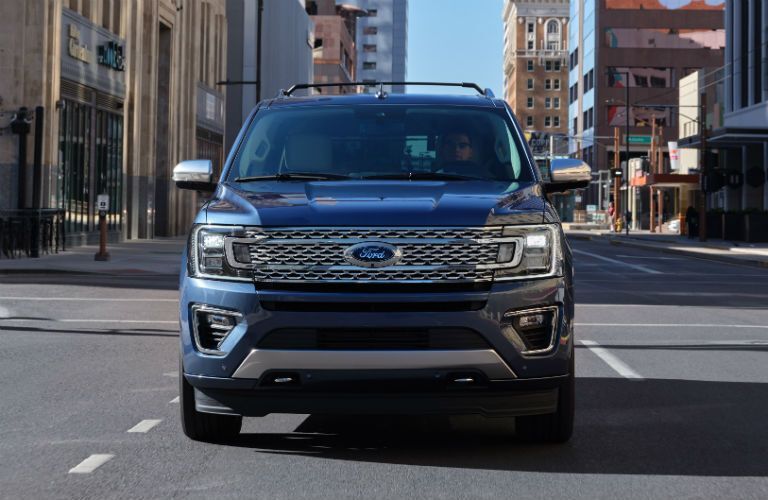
[2,238,768,499]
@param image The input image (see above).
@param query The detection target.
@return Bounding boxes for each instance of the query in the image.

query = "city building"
[502,0,570,156]
[568,0,725,216]
[306,0,367,94]
[0,0,227,248]
[225,0,314,150]
[346,0,408,94]
[676,0,768,241]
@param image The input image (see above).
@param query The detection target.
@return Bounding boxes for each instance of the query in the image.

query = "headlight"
[494,225,562,280]
[188,225,251,281]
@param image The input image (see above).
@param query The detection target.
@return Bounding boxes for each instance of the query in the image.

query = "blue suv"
[173,83,590,443]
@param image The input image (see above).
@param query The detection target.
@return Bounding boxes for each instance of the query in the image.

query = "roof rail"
[282,81,491,97]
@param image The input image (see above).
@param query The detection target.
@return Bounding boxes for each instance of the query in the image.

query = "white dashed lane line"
[579,340,644,380]
[68,454,114,474]
[572,249,663,274]
[126,419,163,433]
[169,396,180,404]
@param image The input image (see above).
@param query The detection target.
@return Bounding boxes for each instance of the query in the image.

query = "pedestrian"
[685,205,698,239]
[608,201,615,232]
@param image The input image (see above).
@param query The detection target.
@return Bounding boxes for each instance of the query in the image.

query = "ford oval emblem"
[344,242,402,268]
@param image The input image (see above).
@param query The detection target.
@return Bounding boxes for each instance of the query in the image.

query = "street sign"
[97,194,109,212]
[575,195,582,203]
[624,135,651,145]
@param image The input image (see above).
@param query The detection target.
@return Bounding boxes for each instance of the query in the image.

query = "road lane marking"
[0,306,10,318]
[169,396,180,404]
[579,340,644,380]
[573,249,662,274]
[615,255,683,260]
[127,419,162,433]
[577,323,768,329]
[0,297,177,302]
[163,372,178,377]
[68,454,114,474]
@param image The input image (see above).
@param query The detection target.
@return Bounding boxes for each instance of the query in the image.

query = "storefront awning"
[629,173,700,188]
[679,127,768,148]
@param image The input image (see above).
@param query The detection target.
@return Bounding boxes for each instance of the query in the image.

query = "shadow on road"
[226,377,768,477]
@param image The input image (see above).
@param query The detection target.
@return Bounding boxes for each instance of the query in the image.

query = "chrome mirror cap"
[173,160,215,192]
[545,158,591,193]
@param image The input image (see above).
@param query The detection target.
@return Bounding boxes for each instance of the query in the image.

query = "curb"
[606,238,768,269]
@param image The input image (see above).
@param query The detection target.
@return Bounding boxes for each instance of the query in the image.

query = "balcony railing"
[0,209,66,259]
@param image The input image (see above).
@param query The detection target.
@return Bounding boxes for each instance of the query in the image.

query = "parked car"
[173,83,590,443]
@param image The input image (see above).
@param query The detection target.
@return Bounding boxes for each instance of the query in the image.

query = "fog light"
[502,306,559,354]
[192,305,242,355]
[518,313,545,329]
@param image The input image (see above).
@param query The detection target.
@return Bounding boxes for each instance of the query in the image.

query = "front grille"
[230,227,518,284]
[258,328,490,350]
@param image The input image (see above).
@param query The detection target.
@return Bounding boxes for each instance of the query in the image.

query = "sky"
[406,0,505,96]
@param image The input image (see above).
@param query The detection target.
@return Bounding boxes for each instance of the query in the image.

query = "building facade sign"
[61,8,126,98]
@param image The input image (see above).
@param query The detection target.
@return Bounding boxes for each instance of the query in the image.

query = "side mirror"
[544,158,591,194]
[173,160,216,192]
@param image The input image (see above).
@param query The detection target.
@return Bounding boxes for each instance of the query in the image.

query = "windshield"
[226,105,534,185]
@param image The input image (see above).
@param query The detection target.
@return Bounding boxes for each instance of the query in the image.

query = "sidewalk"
[0,237,185,275]
[566,228,768,268]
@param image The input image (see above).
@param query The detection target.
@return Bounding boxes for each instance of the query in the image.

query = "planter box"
[745,213,768,243]
[705,212,723,239]
[723,212,745,241]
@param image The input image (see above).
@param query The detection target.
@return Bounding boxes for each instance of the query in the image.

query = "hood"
[205,181,546,227]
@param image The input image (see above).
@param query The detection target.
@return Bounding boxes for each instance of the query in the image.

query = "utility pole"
[698,95,708,241]
[256,0,264,102]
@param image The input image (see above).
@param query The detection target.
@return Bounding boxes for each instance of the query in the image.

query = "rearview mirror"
[173,160,216,192]
[544,158,591,194]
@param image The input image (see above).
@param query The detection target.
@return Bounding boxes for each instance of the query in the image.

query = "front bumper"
[179,273,574,415]
[189,372,569,418]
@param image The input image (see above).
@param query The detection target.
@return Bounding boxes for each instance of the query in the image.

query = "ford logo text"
[343,242,402,268]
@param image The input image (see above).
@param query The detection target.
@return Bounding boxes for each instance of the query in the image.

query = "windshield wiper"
[362,172,486,181]
[234,172,351,182]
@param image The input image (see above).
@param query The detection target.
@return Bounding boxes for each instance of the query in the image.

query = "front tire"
[180,360,242,442]
[515,354,574,443]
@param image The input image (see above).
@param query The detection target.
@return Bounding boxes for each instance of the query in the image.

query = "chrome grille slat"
[235,227,509,283]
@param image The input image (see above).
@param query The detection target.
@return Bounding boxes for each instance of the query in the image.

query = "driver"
[437,131,475,165]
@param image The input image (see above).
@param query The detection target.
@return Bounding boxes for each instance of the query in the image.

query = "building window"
[363,44,377,52]
[547,41,559,51]
[545,61,552,72]
[545,79,552,90]
[363,26,378,35]
[554,116,560,127]
[363,61,376,70]
[527,78,534,90]
[547,20,559,35]
[527,60,534,71]
[526,116,534,127]
[368,9,377,17]
[527,40,534,50]
[554,61,561,72]
[545,116,552,127]
[545,97,551,108]
[527,96,534,108]
[554,79,561,90]
[527,22,534,34]
[554,97,560,109]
